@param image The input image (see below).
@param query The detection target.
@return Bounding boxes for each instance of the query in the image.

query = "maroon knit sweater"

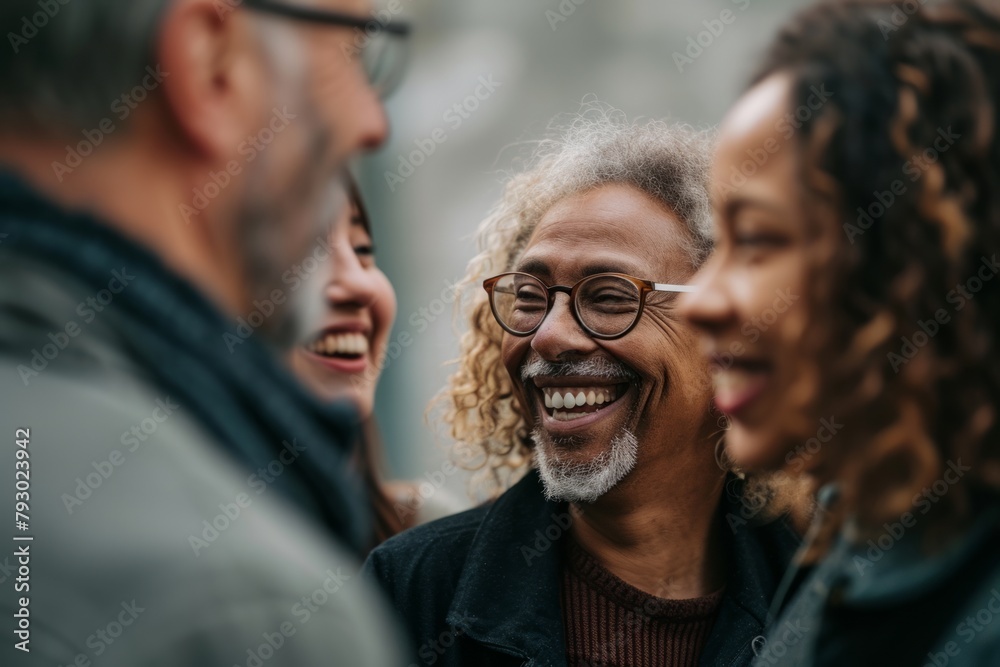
[561,540,725,667]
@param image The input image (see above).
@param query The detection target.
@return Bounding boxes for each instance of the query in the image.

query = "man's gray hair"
[440,102,716,498]
[467,102,715,287]
[0,1,172,135]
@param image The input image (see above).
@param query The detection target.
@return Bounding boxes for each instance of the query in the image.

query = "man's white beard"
[532,426,639,503]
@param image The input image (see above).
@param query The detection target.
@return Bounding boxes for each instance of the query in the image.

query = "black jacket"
[364,469,801,667]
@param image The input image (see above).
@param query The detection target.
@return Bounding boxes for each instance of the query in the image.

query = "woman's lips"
[301,329,372,375]
[712,366,770,417]
[302,348,369,374]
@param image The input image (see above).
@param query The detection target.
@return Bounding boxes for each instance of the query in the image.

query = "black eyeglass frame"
[242,0,412,36]
[483,271,696,341]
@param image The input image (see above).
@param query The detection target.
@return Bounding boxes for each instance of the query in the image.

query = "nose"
[677,256,735,336]
[326,246,378,310]
[530,293,599,360]
[357,87,389,151]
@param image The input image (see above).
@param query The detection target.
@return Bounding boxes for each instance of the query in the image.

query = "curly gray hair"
[436,103,718,498]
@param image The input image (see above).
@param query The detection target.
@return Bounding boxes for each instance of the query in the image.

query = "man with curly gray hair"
[364,105,804,667]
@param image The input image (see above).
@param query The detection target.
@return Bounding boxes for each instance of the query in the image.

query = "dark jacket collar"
[829,501,1000,605]
[446,469,800,667]
[447,469,569,666]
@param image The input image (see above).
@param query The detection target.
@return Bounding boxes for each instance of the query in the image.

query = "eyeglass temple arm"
[243,0,412,36]
[652,283,698,293]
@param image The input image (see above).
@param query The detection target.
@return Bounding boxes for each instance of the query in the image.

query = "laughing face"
[679,73,811,471]
[289,195,396,418]
[501,183,717,503]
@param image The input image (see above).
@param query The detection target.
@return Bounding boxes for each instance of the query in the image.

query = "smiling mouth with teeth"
[304,332,369,359]
[540,385,626,421]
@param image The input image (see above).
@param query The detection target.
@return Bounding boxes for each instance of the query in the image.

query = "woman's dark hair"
[751,0,1000,557]
[346,175,372,235]
[342,175,407,551]
[356,421,406,551]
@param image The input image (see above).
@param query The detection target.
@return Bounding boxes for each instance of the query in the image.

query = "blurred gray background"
[356,0,814,509]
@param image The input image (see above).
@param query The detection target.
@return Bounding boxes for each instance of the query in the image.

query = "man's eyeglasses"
[242,0,413,97]
[483,272,696,340]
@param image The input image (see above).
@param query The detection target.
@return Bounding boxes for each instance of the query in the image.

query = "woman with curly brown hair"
[681,0,1000,664]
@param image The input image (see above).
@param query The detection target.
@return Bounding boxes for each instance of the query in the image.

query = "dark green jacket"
[753,490,1000,667]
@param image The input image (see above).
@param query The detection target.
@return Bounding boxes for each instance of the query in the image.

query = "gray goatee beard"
[532,425,639,503]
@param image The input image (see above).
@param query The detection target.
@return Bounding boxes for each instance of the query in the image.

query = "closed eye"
[733,233,788,248]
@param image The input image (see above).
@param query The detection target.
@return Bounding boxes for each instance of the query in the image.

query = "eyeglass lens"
[491,274,642,337]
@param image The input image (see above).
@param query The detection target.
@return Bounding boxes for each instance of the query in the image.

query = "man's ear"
[155,0,269,161]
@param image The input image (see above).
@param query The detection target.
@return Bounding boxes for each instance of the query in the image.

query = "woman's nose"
[326,250,378,309]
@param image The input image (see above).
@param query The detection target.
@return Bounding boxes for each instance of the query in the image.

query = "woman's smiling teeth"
[541,385,622,421]
[306,332,369,357]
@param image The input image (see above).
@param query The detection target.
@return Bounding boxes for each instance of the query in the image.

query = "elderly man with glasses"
[0,0,409,665]
[364,108,805,667]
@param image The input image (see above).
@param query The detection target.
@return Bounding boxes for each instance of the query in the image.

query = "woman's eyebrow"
[721,196,787,220]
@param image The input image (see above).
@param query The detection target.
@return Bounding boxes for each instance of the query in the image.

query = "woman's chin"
[724,422,789,473]
[318,386,374,420]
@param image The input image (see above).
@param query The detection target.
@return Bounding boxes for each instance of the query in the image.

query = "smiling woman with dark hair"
[290,176,462,550]
[680,0,1000,664]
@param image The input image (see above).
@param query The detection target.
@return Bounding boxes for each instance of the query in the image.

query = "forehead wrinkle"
[518,235,644,278]
[524,220,691,282]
